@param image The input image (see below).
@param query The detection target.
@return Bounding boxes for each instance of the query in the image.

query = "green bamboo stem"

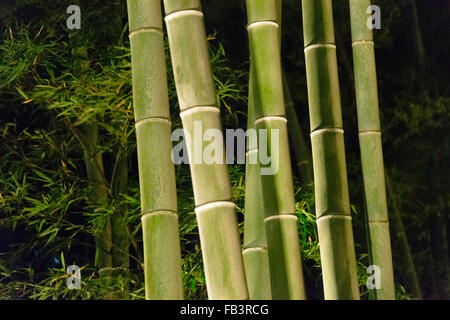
[242,68,272,300]
[276,0,313,186]
[110,156,130,271]
[163,0,248,300]
[82,123,112,272]
[109,156,131,298]
[279,0,313,184]
[282,72,314,185]
[409,0,425,61]
[385,175,422,299]
[127,0,183,300]
[349,0,395,300]
[246,0,306,300]
[70,28,114,274]
[301,0,359,299]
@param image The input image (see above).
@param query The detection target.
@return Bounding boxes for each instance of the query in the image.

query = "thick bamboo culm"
[127,0,183,300]
[163,0,248,299]
[246,0,306,300]
[349,0,395,300]
[301,0,359,299]
[242,67,272,300]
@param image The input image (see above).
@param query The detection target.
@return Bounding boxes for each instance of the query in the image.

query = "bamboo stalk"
[282,72,314,185]
[109,156,130,298]
[163,0,248,300]
[301,0,359,299]
[82,123,112,272]
[127,0,183,300]
[386,175,422,299]
[246,0,306,300]
[242,67,272,300]
[349,0,395,300]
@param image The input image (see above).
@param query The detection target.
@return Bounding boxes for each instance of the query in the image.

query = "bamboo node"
[316,214,352,222]
[246,21,278,30]
[264,214,297,223]
[180,106,220,117]
[141,210,178,221]
[310,128,344,137]
[351,40,374,46]
[304,43,336,52]
[135,116,171,127]
[254,116,287,125]
[195,201,235,213]
[243,246,268,254]
[129,27,163,37]
[165,9,203,22]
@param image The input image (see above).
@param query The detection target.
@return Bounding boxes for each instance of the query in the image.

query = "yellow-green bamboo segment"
[163,0,248,300]
[242,68,272,300]
[246,0,306,300]
[301,0,359,299]
[127,0,183,300]
[349,0,395,299]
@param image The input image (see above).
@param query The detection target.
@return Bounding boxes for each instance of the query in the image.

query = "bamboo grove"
[123,0,395,300]
[7,0,447,301]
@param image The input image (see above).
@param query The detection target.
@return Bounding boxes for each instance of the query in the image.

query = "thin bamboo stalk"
[301,0,359,299]
[349,0,395,300]
[82,123,112,272]
[127,0,183,300]
[283,72,314,185]
[246,0,306,300]
[242,67,272,300]
[163,0,248,299]
[386,175,422,299]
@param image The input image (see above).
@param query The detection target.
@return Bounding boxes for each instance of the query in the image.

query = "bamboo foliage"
[163,0,248,300]
[349,0,395,300]
[246,0,306,300]
[301,0,359,299]
[127,0,183,300]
